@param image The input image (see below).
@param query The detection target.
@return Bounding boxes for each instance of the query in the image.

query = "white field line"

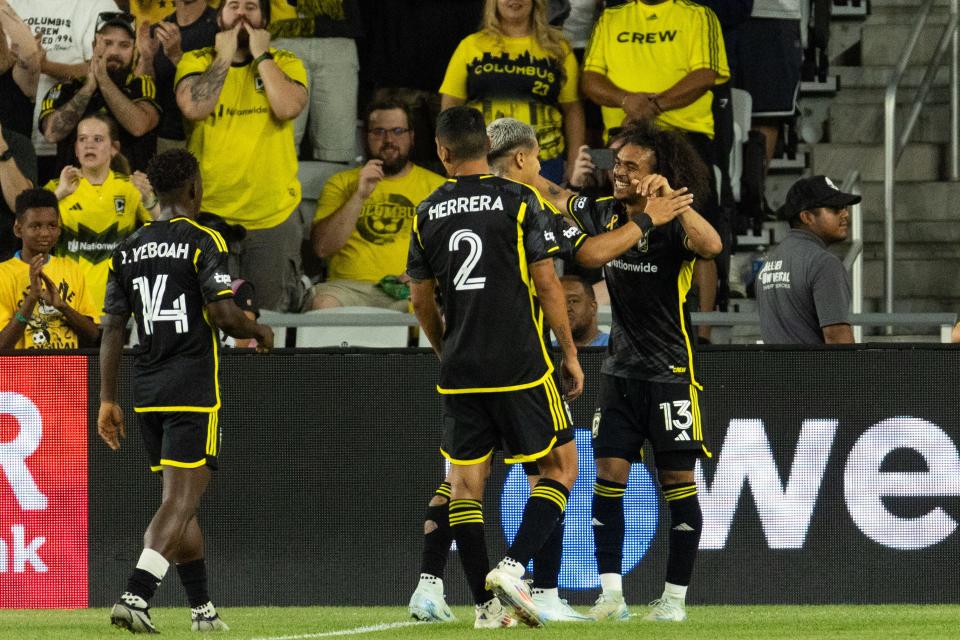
[250,620,422,640]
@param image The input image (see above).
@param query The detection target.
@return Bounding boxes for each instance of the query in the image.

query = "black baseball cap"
[95,11,136,38]
[778,175,861,221]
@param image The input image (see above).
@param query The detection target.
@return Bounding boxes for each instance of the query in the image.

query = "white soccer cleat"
[408,576,456,623]
[110,595,159,634]
[643,597,687,622]
[474,597,517,628]
[191,612,230,631]
[532,589,593,622]
[484,560,543,628]
[588,591,630,621]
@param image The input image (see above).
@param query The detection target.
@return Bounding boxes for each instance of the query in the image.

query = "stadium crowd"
[0,0,826,350]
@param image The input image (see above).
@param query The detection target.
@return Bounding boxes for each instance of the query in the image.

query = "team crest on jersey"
[637,234,649,253]
[254,75,265,92]
[591,409,601,438]
[114,196,126,214]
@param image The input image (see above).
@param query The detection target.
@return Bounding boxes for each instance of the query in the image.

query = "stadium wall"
[1,347,958,608]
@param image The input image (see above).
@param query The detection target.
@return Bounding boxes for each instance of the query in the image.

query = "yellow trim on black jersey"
[412,213,425,250]
[150,465,163,473]
[544,376,568,432]
[175,217,229,253]
[440,447,495,465]
[193,248,202,271]
[676,259,702,389]
[515,200,555,381]
[160,458,207,469]
[136,405,219,413]
[216,289,232,296]
[505,435,558,464]
[206,412,218,456]
[438,369,554,394]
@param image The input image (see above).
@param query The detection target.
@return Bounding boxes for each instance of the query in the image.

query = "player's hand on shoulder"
[357,159,385,199]
[97,401,125,451]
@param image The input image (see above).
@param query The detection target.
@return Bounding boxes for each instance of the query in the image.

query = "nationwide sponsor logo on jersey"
[427,195,504,220]
[121,241,190,264]
[609,258,658,273]
[616,30,678,44]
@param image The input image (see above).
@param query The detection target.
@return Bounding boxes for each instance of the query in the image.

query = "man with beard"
[40,11,161,173]
[559,275,608,347]
[306,99,445,311]
[174,0,308,312]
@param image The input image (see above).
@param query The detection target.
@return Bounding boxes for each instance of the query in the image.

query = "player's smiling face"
[75,118,118,171]
[612,143,655,204]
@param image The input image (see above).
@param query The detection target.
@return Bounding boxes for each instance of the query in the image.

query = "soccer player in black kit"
[98,149,274,633]
[540,121,723,623]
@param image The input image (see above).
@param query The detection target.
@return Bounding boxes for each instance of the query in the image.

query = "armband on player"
[629,212,653,236]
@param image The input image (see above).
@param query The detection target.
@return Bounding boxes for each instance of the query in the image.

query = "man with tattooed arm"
[174,0,308,312]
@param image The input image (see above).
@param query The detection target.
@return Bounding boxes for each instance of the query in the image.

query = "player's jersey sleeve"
[564,194,608,236]
[519,189,565,263]
[174,48,213,87]
[582,11,610,75]
[272,48,308,87]
[39,80,79,130]
[438,37,470,99]
[103,251,132,317]
[312,170,355,223]
[195,232,235,304]
[663,217,697,260]
[406,212,433,281]
[558,43,580,103]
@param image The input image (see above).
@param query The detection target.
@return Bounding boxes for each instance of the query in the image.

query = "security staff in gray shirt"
[757,175,859,344]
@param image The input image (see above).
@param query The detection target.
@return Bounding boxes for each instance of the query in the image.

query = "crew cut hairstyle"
[436,106,488,162]
[487,117,537,163]
[15,188,60,219]
[146,149,200,198]
[616,120,711,207]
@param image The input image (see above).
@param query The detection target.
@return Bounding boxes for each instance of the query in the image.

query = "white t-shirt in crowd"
[563,0,601,49]
[9,0,120,156]
[752,0,802,20]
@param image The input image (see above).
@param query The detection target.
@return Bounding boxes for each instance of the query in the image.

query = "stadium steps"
[813,0,960,329]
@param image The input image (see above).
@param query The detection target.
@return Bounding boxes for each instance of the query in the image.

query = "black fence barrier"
[2,347,959,608]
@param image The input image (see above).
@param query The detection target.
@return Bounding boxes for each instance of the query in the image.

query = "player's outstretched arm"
[205,299,273,352]
[529,259,583,400]
[98,314,126,450]
[533,174,577,216]
[410,278,443,359]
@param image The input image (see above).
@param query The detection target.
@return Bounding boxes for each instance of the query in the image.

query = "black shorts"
[732,18,802,117]
[592,374,709,462]
[137,410,221,472]
[441,376,573,465]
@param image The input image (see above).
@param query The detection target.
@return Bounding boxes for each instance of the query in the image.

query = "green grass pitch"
[2,605,960,639]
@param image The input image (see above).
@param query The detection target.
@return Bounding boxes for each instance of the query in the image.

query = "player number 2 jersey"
[103,217,235,411]
[407,175,580,393]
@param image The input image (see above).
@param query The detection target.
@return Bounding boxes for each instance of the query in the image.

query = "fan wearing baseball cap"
[756,175,860,344]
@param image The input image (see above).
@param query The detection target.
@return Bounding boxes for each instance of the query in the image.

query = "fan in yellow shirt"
[124,0,221,27]
[440,0,584,184]
[0,189,99,350]
[307,100,444,311]
[45,115,155,309]
[174,0,309,311]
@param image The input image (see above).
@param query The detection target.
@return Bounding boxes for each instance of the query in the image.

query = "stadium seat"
[295,307,411,347]
[729,88,753,203]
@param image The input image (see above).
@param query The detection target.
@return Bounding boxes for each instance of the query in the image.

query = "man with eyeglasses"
[174,0,308,312]
[9,0,123,182]
[305,99,444,311]
[756,175,857,345]
[39,11,161,174]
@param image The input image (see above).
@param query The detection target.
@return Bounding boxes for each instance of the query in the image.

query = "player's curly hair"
[615,120,711,207]
[146,149,200,198]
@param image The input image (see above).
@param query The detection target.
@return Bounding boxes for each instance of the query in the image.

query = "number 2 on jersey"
[132,275,189,335]
[449,229,486,290]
